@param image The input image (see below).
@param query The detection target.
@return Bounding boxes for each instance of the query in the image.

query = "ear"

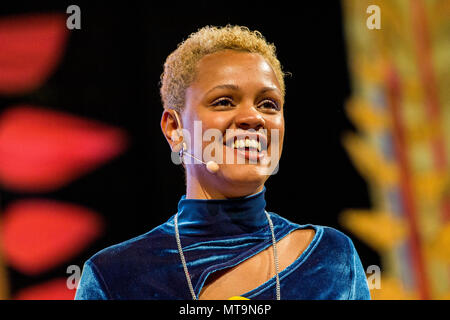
[161,108,182,151]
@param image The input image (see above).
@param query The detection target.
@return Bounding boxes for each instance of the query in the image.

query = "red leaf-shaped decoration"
[0,13,68,95]
[0,105,128,192]
[1,199,103,275]
[14,278,76,300]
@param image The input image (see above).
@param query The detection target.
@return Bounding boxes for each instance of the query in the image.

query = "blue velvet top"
[75,187,370,300]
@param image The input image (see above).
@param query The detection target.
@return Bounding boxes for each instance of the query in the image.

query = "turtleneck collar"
[176,187,268,237]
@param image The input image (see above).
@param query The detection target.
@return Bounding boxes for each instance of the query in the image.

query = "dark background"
[0,1,379,296]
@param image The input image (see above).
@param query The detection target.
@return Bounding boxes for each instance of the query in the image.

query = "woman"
[75,25,371,300]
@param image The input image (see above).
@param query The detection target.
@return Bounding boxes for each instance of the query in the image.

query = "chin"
[219,164,267,187]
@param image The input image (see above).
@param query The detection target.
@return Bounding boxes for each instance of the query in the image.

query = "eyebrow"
[205,84,280,96]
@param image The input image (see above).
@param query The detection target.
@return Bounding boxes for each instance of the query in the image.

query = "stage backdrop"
[0,1,392,299]
[340,0,450,299]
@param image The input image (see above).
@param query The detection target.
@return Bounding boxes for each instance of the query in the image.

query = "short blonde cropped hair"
[160,25,287,112]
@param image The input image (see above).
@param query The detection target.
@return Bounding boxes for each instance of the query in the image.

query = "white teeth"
[230,138,262,152]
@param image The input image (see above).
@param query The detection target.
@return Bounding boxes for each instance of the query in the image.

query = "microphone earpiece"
[171,130,184,153]
[171,111,219,174]
[181,151,219,174]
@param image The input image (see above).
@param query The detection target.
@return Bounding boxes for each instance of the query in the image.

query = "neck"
[186,175,265,200]
[176,185,268,237]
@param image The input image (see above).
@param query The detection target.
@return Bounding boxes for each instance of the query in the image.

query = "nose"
[234,104,265,131]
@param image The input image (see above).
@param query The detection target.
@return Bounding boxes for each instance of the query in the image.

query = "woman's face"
[181,49,284,197]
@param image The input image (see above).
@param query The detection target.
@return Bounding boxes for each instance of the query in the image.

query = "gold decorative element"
[228,296,250,300]
[345,98,390,132]
[370,277,418,300]
[340,209,407,251]
[428,223,450,264]
[342,133,399,187]
[341,0,450,299]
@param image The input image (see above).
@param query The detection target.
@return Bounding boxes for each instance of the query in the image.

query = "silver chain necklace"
[174,210,281,300]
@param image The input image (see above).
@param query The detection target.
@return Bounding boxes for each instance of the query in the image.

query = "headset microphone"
[171,110,219,174]
[182,151,219,174]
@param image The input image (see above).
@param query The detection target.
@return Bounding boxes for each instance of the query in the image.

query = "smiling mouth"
[223,136,268,162]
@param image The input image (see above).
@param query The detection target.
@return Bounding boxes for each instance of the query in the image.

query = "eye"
[211,97,235,108]
[258,98,280,111]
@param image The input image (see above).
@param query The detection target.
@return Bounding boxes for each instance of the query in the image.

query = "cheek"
[209,117,230,131]
[197,111,231,135]
[266,116,285,142]
[271,113,284,129]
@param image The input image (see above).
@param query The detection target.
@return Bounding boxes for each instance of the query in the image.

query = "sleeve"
[347,237,371,300]
[75,260,111,300]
